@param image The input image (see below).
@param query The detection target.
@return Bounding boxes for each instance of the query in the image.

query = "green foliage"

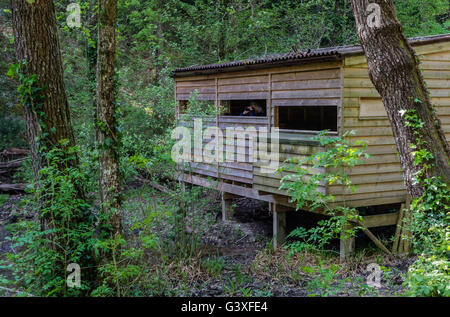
[180,90,218,118]
[279,131,369,255]
[201,257,225,278]
[399,109,450,297]
[90,184,217,296]
[406,255,450,297]
[0,194,7,208]
[394,0,449,38]
[405,175,450,297]
[0,115,26,149]
[4,144,97,296]
[409,177,449,255]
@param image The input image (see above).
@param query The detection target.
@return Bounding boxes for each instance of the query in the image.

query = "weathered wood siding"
[175,61,343,188]
[270,63,341,105]
[175,41,450,209]
[178,115,268,184]
[337,41,450,206]
[269,61,342,128]
[176,79,216,101]
[253,135,326,196]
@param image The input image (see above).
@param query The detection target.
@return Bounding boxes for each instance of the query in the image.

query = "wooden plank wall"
[175,43,450,209]
[336,41,450,206]
[175,71,271,184]
[253,139,326,196]
[178,115,267,184]
[175,61,343,188]
[269,61,342,127]
[253,61,342,196]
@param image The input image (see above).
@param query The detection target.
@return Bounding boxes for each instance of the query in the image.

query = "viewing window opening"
[221,100,267,117]
[277,106,337,132]
[178,100,216,116]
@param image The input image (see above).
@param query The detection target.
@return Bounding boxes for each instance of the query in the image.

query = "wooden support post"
[221,192,234,221]
[399,196,412,254]
[340,223,355,263]
[392,203,405,254]
[273,204,287,250]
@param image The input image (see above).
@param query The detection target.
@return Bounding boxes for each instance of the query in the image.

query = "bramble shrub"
[123,133,176,183]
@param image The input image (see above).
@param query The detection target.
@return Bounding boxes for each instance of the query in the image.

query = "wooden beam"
[360,225,393,257]
[273,204,287,250]
[392,204,405,254]
[221,192,233,221]
[360,211,400,228]
[340,223,355,262]
[179,173,275,202]
[0,183,26,192]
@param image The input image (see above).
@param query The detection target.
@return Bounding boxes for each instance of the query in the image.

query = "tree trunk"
[97,0,121,235]
[87,2,98,145]
[351,0,450,199]
[10,0,79,180]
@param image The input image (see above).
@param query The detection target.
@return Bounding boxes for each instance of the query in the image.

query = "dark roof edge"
[336,33,450,57]
[172,33,450,78]
[173,55,342,78]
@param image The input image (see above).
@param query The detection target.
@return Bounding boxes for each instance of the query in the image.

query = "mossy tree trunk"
[97,0,121,235]
[351,0,450,199]
[10,0,80,180]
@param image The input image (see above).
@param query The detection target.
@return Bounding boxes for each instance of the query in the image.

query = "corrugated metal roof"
[173,33,450,76]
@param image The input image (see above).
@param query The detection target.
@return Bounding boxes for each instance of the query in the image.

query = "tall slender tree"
[351,0,450,199]
[96,0,121,235]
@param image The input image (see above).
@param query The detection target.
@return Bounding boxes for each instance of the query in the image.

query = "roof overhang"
[173,55,342,78]
[172,33,450,78]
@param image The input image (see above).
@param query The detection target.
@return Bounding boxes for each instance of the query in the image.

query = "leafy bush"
[400,109,450,297]
[0,115,27,150]
[3,143,97,296]
[406,255,450,297]
[279,130,369,255]
[91,184,217,296]
[405,176,450,297]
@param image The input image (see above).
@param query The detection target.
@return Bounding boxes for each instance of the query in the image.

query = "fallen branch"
[0,148,29,157]
[0,157,27,169]
[135,176,173,194]
[0,183,27,192]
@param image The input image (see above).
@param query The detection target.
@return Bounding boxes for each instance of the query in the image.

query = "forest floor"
[0,184,415,297]
[179,195,412,297]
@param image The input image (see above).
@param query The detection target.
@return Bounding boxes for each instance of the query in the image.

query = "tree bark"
[97,0,121,235]
[10,0,79,181]
[351,0,450,199]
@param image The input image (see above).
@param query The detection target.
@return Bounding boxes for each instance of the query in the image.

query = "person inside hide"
[240,101,263,116]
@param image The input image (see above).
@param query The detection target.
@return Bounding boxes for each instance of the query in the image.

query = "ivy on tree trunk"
[10,0,80,179]
[351,0,450,199]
